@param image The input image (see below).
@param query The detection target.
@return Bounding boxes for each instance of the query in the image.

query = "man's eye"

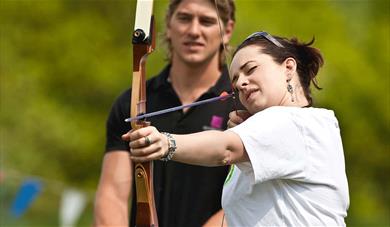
[177,16,191,22]
[200,18,216,26]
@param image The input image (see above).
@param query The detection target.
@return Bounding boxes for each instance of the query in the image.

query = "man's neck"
[169,58,222,106]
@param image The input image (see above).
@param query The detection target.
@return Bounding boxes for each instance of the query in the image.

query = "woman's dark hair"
[163,0,236,69]
[233,33,324,106]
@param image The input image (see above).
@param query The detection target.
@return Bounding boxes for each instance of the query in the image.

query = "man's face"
[167,0,229,66]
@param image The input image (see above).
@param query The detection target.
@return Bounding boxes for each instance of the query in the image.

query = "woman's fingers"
[228,110,251,128]
[126,126,168,162]
[122,126,155,143]
[129,133,155,148]
[236,109,251,119]
[130,141,167,162]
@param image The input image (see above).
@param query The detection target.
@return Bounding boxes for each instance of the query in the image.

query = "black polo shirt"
[106,65,236,227]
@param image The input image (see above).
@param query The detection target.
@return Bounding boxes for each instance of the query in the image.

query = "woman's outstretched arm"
[123,126,248,167]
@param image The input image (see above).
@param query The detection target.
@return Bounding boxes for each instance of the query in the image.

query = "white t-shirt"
[223,106,349,227]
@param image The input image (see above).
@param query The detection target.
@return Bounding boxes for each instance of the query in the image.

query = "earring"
[287,79,295,102]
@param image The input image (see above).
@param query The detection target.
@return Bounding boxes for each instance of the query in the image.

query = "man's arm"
[94,151,133,226]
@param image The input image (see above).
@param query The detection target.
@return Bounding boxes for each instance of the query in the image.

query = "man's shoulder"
[114,88,131,104]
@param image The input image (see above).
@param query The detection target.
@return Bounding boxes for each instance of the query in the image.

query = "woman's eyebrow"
[240,60,256,70]
[230,60,257,80]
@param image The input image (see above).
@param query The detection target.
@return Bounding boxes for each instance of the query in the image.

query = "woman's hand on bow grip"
[227,110,252,128]
[122,126,168,162]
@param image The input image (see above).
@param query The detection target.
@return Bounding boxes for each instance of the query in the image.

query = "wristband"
[160,132,177,162]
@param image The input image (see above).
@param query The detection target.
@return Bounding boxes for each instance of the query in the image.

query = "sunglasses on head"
[242,31,284,48]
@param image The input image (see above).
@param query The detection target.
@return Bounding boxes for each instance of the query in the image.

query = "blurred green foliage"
[1,0,389,226]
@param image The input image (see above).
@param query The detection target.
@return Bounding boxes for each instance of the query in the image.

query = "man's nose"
[188,19,201,37]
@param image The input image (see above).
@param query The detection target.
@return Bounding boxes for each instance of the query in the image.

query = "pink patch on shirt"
[210,115,223,129]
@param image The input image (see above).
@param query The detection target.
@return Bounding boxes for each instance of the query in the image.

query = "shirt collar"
[150,64,232,97]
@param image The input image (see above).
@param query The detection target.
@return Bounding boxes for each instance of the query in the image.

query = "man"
[94,0,235,226]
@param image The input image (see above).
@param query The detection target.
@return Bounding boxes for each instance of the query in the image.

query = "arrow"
[125,92,233,122]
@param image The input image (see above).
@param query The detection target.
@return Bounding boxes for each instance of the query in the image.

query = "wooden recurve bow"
[131,0,158,226]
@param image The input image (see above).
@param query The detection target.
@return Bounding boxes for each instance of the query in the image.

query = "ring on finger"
[144,136,151,146]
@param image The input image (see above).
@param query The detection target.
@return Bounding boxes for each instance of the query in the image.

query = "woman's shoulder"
[261,106,335,117]
[245,106,299,128]
[250,106,338,127]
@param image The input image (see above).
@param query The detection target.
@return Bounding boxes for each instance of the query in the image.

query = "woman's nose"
[236,76,249,90]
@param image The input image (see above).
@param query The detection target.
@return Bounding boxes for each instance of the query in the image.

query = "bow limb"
[131,0,158,226]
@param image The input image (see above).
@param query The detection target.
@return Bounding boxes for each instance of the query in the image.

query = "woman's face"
[229,45,290,113]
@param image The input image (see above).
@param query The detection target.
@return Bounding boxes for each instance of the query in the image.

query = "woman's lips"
[246,90,258,102]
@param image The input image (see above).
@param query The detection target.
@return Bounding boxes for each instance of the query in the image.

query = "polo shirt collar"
[151,64,232,97]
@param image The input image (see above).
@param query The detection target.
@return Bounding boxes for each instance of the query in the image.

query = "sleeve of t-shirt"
[228,107,308,184]
[105,90,131,152]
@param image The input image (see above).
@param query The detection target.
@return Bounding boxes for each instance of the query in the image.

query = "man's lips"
[183,41,204,48]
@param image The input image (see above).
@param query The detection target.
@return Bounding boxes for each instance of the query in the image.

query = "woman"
[124,31,349,226]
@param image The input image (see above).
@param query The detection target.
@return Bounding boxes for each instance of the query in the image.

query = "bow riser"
[131,43,154,128]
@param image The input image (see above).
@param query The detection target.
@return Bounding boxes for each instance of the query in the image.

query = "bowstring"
[214,0,239,114]
[213,2,234,227]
